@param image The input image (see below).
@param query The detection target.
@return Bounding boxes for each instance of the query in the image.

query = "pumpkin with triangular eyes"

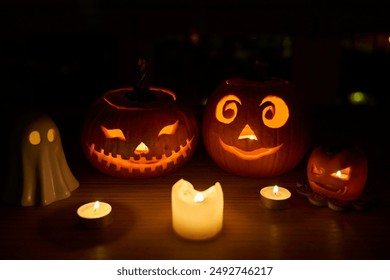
[202,76,311,178]
[80,87,199,178]
[306,145,368,201]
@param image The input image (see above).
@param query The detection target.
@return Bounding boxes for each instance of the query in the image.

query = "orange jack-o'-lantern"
[202,65,311,177]
[307,145,368,201]
[81,86,199,178]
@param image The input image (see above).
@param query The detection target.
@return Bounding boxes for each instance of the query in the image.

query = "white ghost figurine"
[3,113,79,206]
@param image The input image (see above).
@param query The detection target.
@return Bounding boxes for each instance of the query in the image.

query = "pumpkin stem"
[245,60,269,82]
[126,58,158,101]
[135,58,148,91]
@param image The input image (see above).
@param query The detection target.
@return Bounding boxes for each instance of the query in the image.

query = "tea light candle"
[77,201,112,229]
[260,185,291,210]
[171,179,224,240]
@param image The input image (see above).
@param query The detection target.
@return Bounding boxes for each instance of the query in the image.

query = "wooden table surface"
[1,104,389,260]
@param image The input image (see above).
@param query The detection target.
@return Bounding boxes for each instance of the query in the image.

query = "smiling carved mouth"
[218,137,282,160]
[310,181,348,195]
[87,137,194,173]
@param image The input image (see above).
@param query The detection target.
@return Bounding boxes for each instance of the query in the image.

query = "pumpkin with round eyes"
[80,86,199,178]
[307,145,368,201]
[202,74,311,178]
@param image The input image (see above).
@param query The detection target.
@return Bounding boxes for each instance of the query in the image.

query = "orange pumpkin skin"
[307,145,368,201]
[81,87,199,178]
[202,77,311,177]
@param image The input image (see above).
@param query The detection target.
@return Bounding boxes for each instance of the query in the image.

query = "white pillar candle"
[171,179,224,240]
[260,185,291,210]
[77,201,112,229]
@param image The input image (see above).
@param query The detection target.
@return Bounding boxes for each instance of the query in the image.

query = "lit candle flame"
[93,201,100,212]
[273,185,279,196]
[336,170,342,178]
[194,192,204,203]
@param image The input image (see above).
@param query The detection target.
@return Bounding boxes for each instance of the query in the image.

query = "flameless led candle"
[260,185,291,210]
[171,179,224,240]
[77,201,112,229]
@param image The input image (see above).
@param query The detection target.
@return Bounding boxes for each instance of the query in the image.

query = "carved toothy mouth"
[310,181,348,195]
[87,137,194,173]
[218,137,283,160]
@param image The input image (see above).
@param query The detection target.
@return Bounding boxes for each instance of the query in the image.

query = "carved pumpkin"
[307,145,368,201]
[81,86,199,178]
[202,65,311,177]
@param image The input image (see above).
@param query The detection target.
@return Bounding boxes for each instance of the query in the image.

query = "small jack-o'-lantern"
[81,60,199,178]
[202,62,311,177]
[307,145,368,201]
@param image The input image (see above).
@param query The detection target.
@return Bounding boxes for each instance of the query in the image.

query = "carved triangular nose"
[134,142,149,155]
[238,124,258,140]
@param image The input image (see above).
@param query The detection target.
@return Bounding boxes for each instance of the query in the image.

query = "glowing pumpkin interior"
[81,87,199,178]
[215,93,288,160]
[307,145,368,201]
[202,77,311,178]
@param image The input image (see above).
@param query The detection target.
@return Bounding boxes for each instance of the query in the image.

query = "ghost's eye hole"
[29,131,41,145]
[215,94,241,124]
[159,120,179,136]
[47,128,56,143]
[101,126,126,141]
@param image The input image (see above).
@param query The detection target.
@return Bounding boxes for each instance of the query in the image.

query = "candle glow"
[171,179,224,240]
[194,192,205,203]
[333,169,350,180]
[93,201,100,212]
[273,185,279,196]
[77,201,112,228]
[260,185,291,210]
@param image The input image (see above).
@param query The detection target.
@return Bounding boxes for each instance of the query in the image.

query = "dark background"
[1,0,389,110]
[2,0,390,182]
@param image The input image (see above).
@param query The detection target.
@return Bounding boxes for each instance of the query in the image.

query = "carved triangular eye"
[311,163,323,175]
[331,167,351,180]
[158,120,179,136]
[100,126,126,141]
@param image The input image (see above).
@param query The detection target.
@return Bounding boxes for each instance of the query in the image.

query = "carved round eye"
[260,95,289,128]
[29,131,41,145]
[215,94,241,124]
[47,128,56,143]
